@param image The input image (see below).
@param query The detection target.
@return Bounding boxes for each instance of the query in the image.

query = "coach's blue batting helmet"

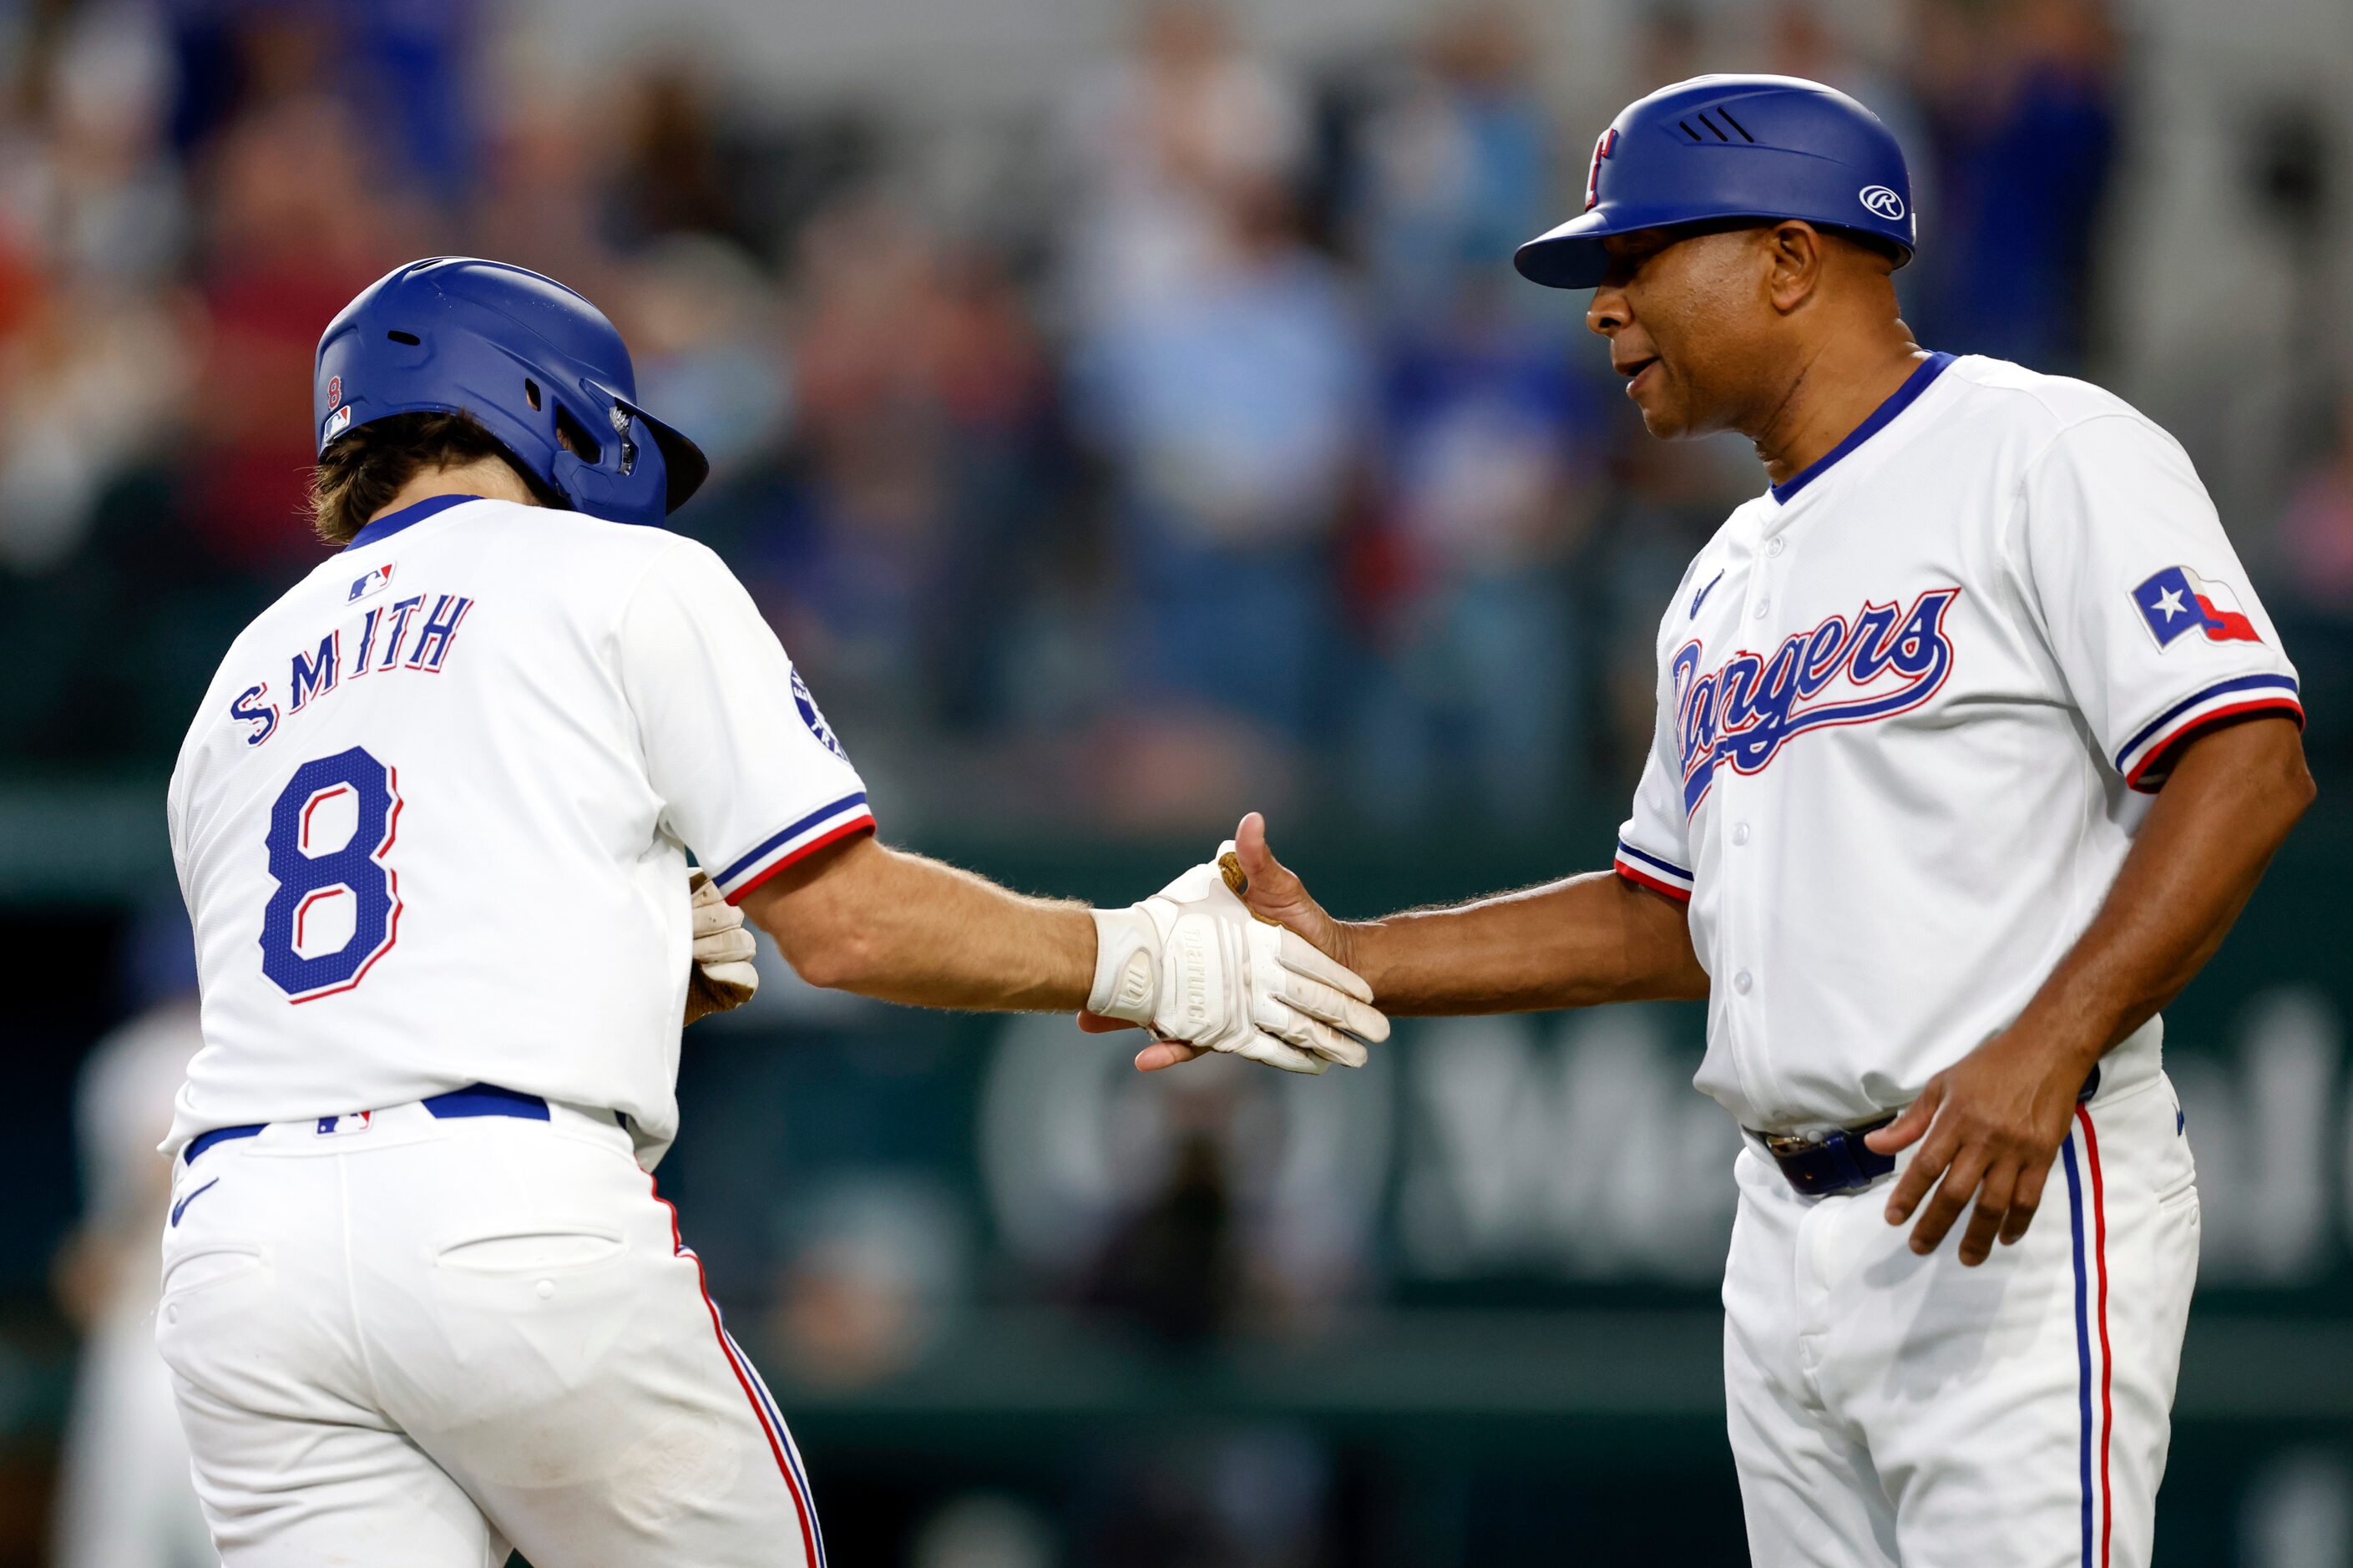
[313,258,709,529]
[1515,74,1915,291]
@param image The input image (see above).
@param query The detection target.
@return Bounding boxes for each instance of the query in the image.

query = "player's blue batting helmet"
[1515,74,1915,291]
[313,258,709,529]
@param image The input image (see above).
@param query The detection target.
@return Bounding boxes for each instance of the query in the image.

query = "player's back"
[166,493,866,1156]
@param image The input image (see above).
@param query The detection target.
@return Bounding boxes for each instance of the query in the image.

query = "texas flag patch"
[2133,566,2260,648]
[347,562,395,604]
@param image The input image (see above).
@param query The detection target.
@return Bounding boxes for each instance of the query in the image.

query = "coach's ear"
[1765,220,1827,316]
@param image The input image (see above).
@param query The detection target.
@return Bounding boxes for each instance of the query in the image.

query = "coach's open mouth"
[1617,355,1660,397]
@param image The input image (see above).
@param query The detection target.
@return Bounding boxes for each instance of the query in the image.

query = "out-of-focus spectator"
[1348,3,1553,324]
[0,3,191,571]
[8,2,189,286]
[912,1493,1061,1568]
[767,1172,971,1389]
[0,282,194,571]
[1057,0,1311,327]
[183,92,417,573]
[625,234,793,486]
[2278,396,2353,610]
[1906,0,2118,371]
[2273,394,2353,761]
[471,80,622,291]
[1350,279,1607,829]
[50,903,209,1568]
[761,195,1055,741]
[1085,1125,1240,1345]
[604,61,742,250]
[1072,180,1365,751]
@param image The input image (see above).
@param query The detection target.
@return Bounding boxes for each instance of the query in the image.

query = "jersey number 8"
[260,746,403,1002]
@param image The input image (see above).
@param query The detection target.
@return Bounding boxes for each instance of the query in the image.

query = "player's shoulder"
[453,498,702,574]
[1939,354,2178,454]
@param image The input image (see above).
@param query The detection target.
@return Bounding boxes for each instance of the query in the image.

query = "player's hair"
[308,411,564,545]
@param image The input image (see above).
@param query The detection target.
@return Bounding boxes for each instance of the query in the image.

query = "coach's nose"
[1586,282,1629,339]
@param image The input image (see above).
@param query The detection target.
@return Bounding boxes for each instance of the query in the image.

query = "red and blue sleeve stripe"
[1613,838,1695,903]
[714,792,875,903]
[2116,674,2301,792]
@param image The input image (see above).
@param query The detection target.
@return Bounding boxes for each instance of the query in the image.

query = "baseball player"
[53,993,213,1568]
[162,257,1384,1566]
[1118,77,2313,1566]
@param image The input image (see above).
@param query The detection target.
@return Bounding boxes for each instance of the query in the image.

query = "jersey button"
[1767,537,1787,557]
[1753,599,1770,620]
[1734,969,1754,994]
[1733,822,1751,846]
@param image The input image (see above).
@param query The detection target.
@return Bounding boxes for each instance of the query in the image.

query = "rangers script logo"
[1675,586,1960,815]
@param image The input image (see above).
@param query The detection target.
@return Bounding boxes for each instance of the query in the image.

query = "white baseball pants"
[157,1100,823,1566]
[1723,1066,2199,1567]
[1722,1055,2193,1554]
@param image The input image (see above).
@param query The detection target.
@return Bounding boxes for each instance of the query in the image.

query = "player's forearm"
[1340,870,1708,1014]
[742,834,1096,1012]
[2014,717,2313,1061]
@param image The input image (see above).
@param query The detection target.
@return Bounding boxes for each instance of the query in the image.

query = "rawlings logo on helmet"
[1859,185,1905,220]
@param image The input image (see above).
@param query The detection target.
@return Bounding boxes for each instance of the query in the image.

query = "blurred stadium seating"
[0,0,2349,1564]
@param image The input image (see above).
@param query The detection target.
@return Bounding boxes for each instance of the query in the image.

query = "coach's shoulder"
[1944,354,2168,446]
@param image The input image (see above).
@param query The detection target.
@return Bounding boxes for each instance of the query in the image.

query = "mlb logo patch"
[315,1110,372,1136]
[2134,566,2261,648]
[347,562,395,603]
[323,404,352,443]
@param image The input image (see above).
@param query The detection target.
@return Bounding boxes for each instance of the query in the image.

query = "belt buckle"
[1763,1130,1825,1158]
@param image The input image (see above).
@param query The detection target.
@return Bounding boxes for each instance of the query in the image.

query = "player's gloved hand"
[686,867,760,1024]
[1082,842,1387,1075]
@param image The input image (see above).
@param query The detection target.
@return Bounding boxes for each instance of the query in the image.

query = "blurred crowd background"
[0,0,2350,1564]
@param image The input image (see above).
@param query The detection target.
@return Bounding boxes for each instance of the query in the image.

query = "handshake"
[683,814,1390,1073]
[1079,836,1389,1075]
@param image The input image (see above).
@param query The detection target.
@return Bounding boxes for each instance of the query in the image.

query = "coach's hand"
[1865,1026,2102,1265]
[1080,816,1384,1074]
[686,867,761,1024]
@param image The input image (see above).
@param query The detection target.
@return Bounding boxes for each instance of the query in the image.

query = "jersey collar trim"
[1769,352,1956,506]
[343,493,482,552]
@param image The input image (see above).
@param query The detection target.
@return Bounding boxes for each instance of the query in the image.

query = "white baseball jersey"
[1612,352,2301,1132]
[164,493,874,1159]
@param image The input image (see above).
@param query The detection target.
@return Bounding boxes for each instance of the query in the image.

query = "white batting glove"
[686,867,760,1022]
[1087,842,1389,1074]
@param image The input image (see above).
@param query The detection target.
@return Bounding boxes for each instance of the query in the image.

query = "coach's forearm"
[1340,870,1708,1015]
[741,833,1096,1011]
[2011,716,2313,1060]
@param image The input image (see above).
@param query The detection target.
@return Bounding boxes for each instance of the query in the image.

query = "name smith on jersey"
[228,561,476,749]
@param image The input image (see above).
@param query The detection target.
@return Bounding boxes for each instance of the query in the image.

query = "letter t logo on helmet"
[1584,128,1619,213]
[311,258,711,531]
[1518,73,1917,291]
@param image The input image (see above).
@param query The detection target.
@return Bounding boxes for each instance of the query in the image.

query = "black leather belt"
[1756,1115,1900,1197]
[1753,1065,2103,1198]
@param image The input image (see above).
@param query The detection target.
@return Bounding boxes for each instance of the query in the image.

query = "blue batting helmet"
[1515,74,1915,291]
[313,258,710,530]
